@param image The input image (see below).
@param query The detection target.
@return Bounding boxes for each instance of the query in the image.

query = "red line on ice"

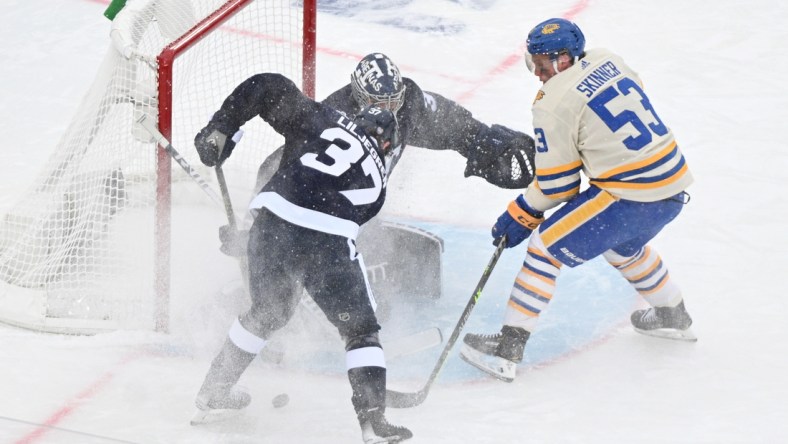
[455,0,591,103]
[13,352,141,444]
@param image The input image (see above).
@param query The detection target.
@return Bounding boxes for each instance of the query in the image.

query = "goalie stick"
[386,236,507,408]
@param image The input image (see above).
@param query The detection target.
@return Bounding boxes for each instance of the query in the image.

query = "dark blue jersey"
[208,73,388,238]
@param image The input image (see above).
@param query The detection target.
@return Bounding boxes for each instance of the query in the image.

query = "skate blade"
[362,425,408,443]
[190,407,245,426]
[363,437,405,444]
[459,344,516,382]
[634,326,698,342]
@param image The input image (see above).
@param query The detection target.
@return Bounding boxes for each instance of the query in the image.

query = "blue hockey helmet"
[526,18,585,59]
[350,53,406,114]
[354,105,400,152]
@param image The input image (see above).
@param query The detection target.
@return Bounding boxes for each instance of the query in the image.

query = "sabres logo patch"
[542,23,560,34]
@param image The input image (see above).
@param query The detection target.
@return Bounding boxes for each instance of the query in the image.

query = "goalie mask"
[354,105,400,153]
[350,53,406,114]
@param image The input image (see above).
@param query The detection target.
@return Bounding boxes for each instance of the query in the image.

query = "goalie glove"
[492,195,544,248]
[194,124,240,167]
[464,124,536,189]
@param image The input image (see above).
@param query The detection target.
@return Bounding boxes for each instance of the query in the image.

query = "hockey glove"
[492,195,544,248]
[195,125,237,167]
[464,124,536,189]
[218,225,249,257]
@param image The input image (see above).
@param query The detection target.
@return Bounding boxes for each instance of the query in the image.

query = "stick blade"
[385,388,428,409]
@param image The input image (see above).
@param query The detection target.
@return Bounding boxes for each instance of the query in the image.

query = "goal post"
[153,0,317,332]
[0,0,316,334]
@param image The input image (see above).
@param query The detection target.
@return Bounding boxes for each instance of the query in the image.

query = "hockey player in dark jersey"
[191,73,412,443]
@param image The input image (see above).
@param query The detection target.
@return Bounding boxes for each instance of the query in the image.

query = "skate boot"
[191,386,251,425]
[359,407,413,443]
[347,348,412,443]
[191,338,256,425]
[460,325,529,382]
[195,388,251,411]
[631,300,697,342]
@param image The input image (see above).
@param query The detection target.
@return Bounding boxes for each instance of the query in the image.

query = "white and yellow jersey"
[524,48,693,212]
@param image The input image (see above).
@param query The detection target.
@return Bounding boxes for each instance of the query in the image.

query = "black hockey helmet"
[350,53,406,113]
[354,105,400,152]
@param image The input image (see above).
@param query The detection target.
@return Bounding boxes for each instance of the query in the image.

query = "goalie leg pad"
[357,219,444,301]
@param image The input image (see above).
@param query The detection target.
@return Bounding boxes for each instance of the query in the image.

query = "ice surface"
[1,0,787,443]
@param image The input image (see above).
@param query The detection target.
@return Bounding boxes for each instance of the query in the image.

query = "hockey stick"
[137,114,224,208]
[386,235,507,408]
[215,165,237,229]
[214,139,251,287]
[213,129,246,231]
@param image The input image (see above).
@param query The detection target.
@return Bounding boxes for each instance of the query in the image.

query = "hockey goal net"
[0,0,316,334]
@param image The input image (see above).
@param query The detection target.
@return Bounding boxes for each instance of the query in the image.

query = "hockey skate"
[190,387,251,425]
[359,408,412,443]
[631,301,697,342]
[459,326,529,382]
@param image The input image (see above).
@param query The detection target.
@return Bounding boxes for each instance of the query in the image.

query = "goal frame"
[153,0,317,332]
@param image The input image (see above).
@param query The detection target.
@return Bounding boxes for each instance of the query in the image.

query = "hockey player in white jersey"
[461,18,696,382]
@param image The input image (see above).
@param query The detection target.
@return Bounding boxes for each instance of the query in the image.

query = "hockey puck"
[271,393,289,408]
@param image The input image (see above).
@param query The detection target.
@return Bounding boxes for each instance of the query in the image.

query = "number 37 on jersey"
[299,116,388,206]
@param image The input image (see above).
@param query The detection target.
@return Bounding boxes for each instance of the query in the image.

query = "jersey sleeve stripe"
[542,186,581,200]
[540,179,582,195]
[536,160,583,177]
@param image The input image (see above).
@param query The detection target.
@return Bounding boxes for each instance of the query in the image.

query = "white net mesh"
[0,0,308,333]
